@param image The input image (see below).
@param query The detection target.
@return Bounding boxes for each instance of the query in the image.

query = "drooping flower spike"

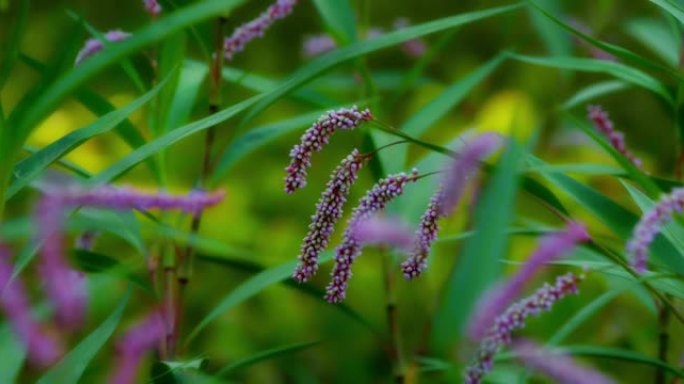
[36,186,225,328]
[325,169,419,303]
[109,311,165,384]
[223,0,298,61]
[626,187,684,273]
[75,30,131,65]
[467,222,589,340]
[293,149,366,282]
[0,244,63,367]
[143,0,162,17]
[401,133,502,279]
[465,272,583,384]
[512,340,616,384]
[284,106,373,194]
[587,105,643,169]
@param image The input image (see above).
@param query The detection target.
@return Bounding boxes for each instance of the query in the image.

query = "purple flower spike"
[0,245,63,367]
[303,34,336,57]
[353,216,414,251]
[439,133,502,217]
[324,169,419,303]
[143,0,162,17]
[110,311,165,384]
[513,340,616,384]
[293,150,365,282]
[223,0,298,61]
[588,105,643,169]
[401,133,501,280]
[75,30,131,65]
[467,222,589,340]
[465,272,583,384]
[284,106,373,194]
[627,187,684,273]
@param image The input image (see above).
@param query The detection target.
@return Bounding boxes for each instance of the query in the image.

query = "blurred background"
[2,0,684,382]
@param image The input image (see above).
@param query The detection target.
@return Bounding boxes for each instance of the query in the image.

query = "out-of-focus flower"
[568,18,616,61]
[224,0,298,61]
[467,222,589,340]
[393,18,427,57]
[293,150,365,282]
[513,339,616,384]
[325,170,419,303]
[587,105,643,169]
[303,34,336,57]
[143,0,162,17]
[465,272,583,384]
[352,216,414,251]
[0,244,63,366]
[627,187,684,273]
[284,106,373,194]
[110,311,165,384]
[400,133,501,279]
[75,30,131,65]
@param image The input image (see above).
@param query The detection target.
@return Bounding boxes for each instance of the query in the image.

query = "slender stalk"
[382,250,406,383]
[657,297,671,384]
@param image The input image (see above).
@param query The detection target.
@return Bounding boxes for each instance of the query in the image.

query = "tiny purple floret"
[75,30,131,65]
[143,0,162,17]
[587,105,643,169]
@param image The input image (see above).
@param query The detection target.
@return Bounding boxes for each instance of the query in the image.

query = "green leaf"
[7,0,247,151]
[211,109,341,184]
[561,80,630,110]
[526,0,571,57]
[88,95,262,184]
[0,0,29,89]
[626,18,680,66]
[430,137,526,353]
[0,323,26,383]
[652,0,684,25]
[186,254,333,344]
[240,3,524,126]
[37,289,131,384]
[311,0,357,44]
[163,60,208,132]
[218,340,321,376]
[508,53,673,104]
[6,76,169,200]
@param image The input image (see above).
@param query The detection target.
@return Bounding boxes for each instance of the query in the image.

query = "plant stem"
[657,297,672,384]
[382,250,406,383]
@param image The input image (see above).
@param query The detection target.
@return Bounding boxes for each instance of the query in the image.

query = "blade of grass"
[218,341,321,376]
[561,80,630,110]
[0,0,29,89]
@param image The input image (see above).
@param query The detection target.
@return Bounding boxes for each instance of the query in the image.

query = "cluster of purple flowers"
[325,170,419,303]
[75,30,131,66]
[627,187,684,273]
[284,106,373,194]
[465,272,583,384]
[587,105,643,169]
[401,133,502,280]
[223,0,298,61]
[110,311,165,384]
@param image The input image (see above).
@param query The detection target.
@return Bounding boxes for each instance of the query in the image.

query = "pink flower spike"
[224,0,298,61]
[110,311,165,384]
[465,272,584,384]
[143,0,162,17]
[293,150,365,282]
[0,244,63,367]
[75,30,131,65]
[303,34,336,57]
[627,187,684,273]
[353,216,414,251]
[324,169,419,303]
[513,340,616,384]
[284,106,373,194]
[587,105,643,169]
[467,222,589,340]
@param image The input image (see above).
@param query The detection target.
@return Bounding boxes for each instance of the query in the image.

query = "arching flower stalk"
[285,106,373,193]
[293,149,366,282]
[0,244,63,367]
[465,272,584,384]
[223,0,298,61]
[75,30,131,65]
[109,311,165,384]
[467,222,589,340]
[36,186,225,328]
[325,170,419,303]
[587,105,643,169]
[512,339,616,384]
[401,133,502,279]
[626,187,684,273]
